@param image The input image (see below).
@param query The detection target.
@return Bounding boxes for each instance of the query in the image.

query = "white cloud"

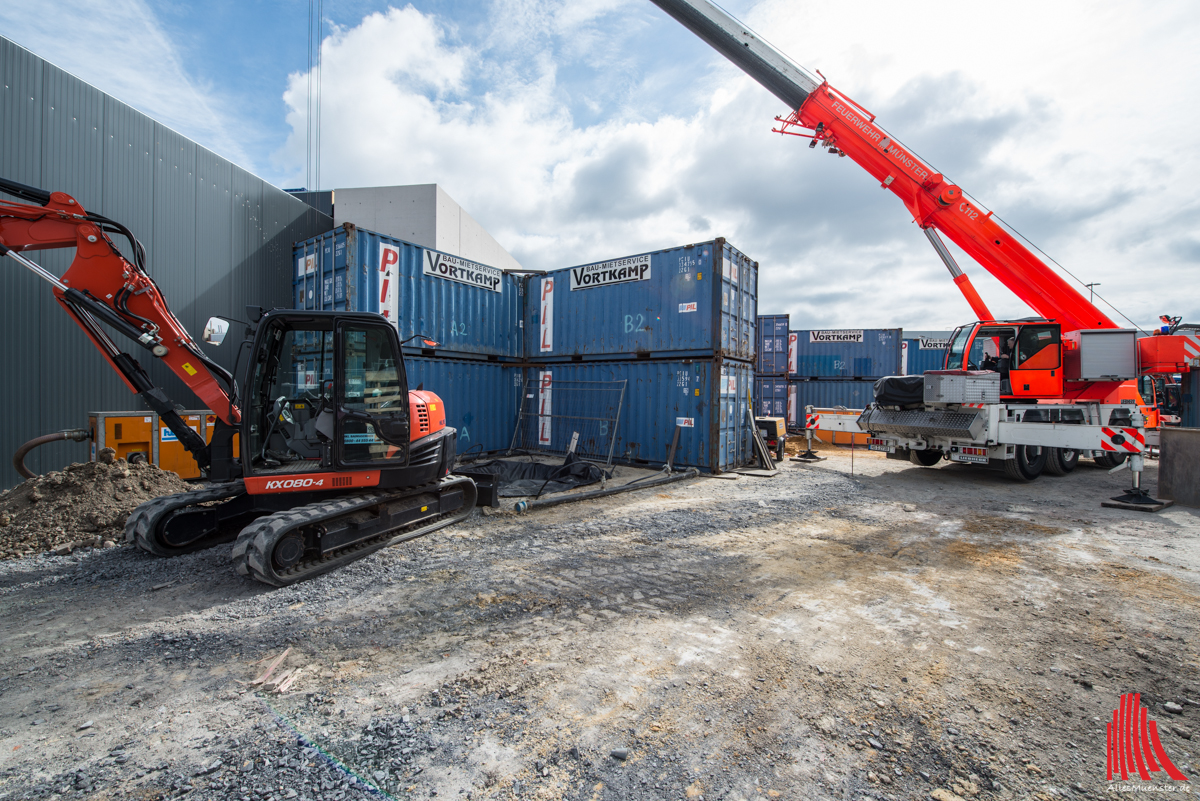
[277,0,1200,330]
[0,0,254,172]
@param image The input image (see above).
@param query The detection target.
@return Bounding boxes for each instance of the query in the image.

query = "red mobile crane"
[0,177,476,586]
[647,0,1196,497]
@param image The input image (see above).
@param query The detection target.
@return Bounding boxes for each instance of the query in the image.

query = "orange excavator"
[648,0,1196,494]
[0,177,476,586]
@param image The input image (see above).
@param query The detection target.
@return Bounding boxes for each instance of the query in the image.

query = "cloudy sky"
[4,0,1198,330]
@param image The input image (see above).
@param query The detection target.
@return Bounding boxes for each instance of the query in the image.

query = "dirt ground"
[0,443,1197,801]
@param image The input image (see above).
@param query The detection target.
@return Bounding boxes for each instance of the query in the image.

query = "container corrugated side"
[903,338,948,375]
[788,379,877,430]
[527,238,757,362]
[403,357,522,456]
[293,224,523,360]
[755,377,789,421]
[757,314,790,375]
[522,358,755,473]
[902,336,984,375]
[787,329,902,379]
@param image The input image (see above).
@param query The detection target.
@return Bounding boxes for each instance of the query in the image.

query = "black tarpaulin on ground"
[463,453,611,497]
[874,375,925,407]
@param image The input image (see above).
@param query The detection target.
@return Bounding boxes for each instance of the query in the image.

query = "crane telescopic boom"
[646,0,1119,333]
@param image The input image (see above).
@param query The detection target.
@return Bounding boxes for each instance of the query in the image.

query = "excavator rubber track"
[231,475,477,587]
[126,480,249,557]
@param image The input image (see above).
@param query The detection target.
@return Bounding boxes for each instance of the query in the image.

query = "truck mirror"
[203,316,230,346]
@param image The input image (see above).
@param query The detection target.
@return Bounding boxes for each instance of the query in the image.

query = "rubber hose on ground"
[13,429,91,480]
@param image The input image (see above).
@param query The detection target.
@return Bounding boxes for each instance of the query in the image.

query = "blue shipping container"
[788,380,876,429]
[903,336,948,375]
[757,314,790,375]
[527,239,758,362]
[517,358,756,473]
[293,223,523,360]
[903,336,985,375]
[755,376,789,421]
[404,356,522,456]
[788,329,902,379]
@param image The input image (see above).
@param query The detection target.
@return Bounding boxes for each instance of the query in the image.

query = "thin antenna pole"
[306,0,313,195]
[315,0,324,193]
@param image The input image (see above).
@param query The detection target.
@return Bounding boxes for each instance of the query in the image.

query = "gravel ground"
[1,446,1198,801]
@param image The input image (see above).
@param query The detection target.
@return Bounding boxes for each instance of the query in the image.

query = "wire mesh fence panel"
[509,375,627,466]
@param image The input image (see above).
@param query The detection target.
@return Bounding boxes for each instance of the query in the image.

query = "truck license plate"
[951,446,989,464]
[867,438,895,453]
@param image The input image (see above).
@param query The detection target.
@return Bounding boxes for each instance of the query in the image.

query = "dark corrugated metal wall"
[0,36,333,487]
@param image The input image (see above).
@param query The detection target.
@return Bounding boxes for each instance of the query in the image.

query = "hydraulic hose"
[514,468,700,512]
[13,429,90,480]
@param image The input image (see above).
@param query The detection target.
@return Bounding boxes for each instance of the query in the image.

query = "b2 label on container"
[676,418,694,428]
[678,302,697,313]
[624,314,649,333]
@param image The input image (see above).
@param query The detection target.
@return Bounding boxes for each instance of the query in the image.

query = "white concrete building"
[334,184,524,273]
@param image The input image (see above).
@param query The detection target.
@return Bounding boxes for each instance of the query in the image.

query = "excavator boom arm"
[0,179,241,468]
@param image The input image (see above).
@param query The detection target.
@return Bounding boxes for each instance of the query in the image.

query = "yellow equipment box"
[88,410,235,479]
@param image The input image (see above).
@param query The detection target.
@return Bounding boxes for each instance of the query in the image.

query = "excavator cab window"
[336,322,410,466]
[247,322,336,471]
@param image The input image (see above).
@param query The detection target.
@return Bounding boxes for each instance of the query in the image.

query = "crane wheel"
[1093,452,1128,469]
[908,448,942,467]
[1003,445,1046,482]
[1044,448,1079,476]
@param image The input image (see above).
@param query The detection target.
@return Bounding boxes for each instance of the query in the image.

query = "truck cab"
[945,321,1063,399]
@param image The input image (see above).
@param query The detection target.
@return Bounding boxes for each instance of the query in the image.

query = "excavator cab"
[946,321,1063,399]
[244,312,413,474]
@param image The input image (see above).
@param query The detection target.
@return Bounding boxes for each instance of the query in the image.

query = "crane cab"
[945,321,1063,399]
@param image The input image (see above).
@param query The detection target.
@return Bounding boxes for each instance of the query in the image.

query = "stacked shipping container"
[527,240,757,362]
[754,314,791,428]
[902,331,985,375]
[521,359,756,473]
[292,230,761,473]
[785,328,902,433]
[525,239,758,472]
[787,329,903,379]
[293,224,523,360]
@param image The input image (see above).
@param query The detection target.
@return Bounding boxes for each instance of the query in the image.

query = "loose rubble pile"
[0,458,192,558]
